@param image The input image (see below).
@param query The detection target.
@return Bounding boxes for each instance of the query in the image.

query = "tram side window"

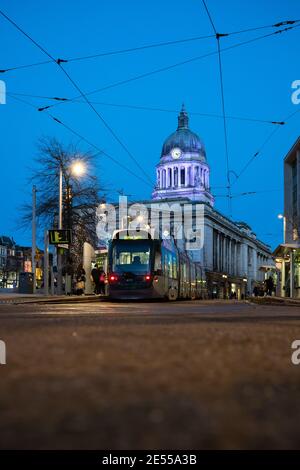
[161,249,178,279]
[181,261,187,281]
[154,250,162,271]
[172,253,178,279]
[168,251,178,279]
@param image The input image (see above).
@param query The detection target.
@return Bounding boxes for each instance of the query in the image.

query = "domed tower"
[152,105,214,205]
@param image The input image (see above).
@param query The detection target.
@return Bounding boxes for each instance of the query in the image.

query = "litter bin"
[19,272,33,294]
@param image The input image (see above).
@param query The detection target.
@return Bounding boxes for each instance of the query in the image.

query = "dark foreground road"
[0,300,300,449]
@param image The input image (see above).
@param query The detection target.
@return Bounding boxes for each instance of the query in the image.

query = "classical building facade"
[100,106,274,298]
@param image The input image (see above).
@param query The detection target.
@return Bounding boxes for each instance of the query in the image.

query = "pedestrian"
[253,286,259,297]
[91,264,100,294]
[266,276,274,296]
[98,266,106,295]
[76,265,86,295]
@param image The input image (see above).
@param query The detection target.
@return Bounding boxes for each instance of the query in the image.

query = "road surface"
[0,300,300,449]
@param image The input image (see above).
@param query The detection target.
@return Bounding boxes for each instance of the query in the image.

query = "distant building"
[284,137,300,243]
[0,236,44,289]
[0,236,17,288]
[274,137,300,298]
[100,106,275,298]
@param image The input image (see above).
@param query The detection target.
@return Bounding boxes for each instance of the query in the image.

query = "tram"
[107,229,207,300]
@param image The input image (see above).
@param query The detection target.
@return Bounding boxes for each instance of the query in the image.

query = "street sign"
[49,229,72,245]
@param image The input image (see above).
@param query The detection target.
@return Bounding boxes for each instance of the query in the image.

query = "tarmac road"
[0,299,300,449]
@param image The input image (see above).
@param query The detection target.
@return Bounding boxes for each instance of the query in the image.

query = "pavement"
[1,299,300,450]
[0,293,102,304]
[250,295,300,306]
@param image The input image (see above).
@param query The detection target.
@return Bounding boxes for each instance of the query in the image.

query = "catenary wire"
[1,19,298,73]
[9,94,154,189]
[6,92,286,125]
[0,9,154,186]
[33,24,300,113]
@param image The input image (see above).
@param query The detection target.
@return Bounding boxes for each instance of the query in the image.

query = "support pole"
[44,230,49,296]
[32,185,37,294]
[290,250,294,298]
[57,165,63,295]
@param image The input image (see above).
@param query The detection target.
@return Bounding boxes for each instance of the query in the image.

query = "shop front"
[273,244,300,298]
[206,271,247,300]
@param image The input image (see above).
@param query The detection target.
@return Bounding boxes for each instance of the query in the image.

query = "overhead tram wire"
[201,0,232,217]
[1,19,298,74]
[213,189,281,198]
[6,92,286,126]
[33,24,300,113]
[9,93,154,189]
[0,10,154,187]
[232,106,300,185]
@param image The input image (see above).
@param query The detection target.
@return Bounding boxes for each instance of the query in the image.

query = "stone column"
[252,248,258,287]
[191,165,195,187]
[233,241,237,276]
[238,243,246,277]
[290,250,294,298]
[228,238,232,275]
[216,232,220,271]
[222,236,225,272]
[281,258,286,297]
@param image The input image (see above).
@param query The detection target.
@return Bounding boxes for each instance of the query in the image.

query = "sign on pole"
[49,229,72,245]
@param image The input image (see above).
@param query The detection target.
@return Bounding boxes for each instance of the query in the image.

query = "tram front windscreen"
[111,240,152,275]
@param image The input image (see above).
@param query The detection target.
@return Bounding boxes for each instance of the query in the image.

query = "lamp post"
[57,160,86,295]
[277,214,286,244]
[277,214,286,297]
[57,165,63,295]
[32,185,37,294]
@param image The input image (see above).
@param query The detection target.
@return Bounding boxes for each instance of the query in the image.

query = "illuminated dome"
[152,104,214,205]
[161,104,206,160]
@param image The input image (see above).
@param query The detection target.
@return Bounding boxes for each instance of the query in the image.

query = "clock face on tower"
[171,147,182,159]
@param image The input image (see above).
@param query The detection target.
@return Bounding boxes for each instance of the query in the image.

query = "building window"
[168,168,172,188]
[174,167,178,187]
[180,168,185,186]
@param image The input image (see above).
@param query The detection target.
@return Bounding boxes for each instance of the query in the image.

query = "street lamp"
[57,159,87,295]
[71,160,86,177]
[58,160,87,228]
[277,213,286,244]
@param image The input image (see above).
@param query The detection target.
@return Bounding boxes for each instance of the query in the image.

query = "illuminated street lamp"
[59,160,87,228]
[71,160,86,177]
[277,213,286,243]
[57,159,86,294]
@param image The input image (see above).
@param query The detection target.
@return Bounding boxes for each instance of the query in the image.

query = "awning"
[273,243,300,258]
[259,265,277,271]
[280,243,300,249]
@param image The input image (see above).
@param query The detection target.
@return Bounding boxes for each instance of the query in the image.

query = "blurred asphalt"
[1,300,300,449]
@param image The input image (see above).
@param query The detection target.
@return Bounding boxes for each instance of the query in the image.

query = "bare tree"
[21,137,103,273]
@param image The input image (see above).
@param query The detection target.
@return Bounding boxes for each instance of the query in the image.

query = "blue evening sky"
[0,0,299,248]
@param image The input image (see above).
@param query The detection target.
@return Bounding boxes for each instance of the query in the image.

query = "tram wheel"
[168,287,178,301]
